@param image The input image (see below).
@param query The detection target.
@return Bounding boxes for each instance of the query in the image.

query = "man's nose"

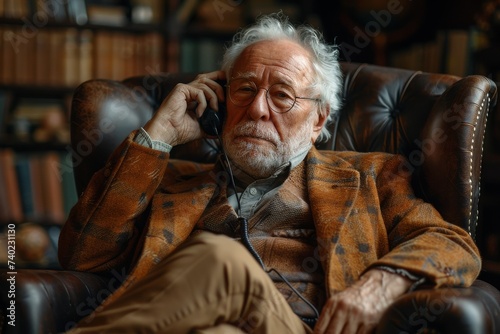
[246,89,271,121]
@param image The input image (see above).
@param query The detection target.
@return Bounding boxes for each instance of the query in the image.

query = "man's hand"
[143,70,226,146]
[314,269,412,334]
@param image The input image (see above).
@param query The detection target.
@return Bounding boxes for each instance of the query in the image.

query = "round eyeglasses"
[227,78,321,114]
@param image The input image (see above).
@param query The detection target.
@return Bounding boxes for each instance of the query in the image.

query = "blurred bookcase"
[0,0,253,269]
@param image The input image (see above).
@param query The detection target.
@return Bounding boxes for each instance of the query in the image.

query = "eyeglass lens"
[228,79,297,113]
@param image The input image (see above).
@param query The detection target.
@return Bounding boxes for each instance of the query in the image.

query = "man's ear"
[311,104,330,142]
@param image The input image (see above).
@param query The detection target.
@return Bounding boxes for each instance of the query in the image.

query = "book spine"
[0,149,23,223]
[40,152,65,224]
[14,153,35,220]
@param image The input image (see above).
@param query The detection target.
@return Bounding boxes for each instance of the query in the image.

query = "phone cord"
[217,134,320,325]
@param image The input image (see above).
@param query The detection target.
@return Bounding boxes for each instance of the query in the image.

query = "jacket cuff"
[134,127,173,153]
[374,265,428,292]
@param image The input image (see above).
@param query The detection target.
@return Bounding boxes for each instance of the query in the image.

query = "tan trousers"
[67,232,313,334]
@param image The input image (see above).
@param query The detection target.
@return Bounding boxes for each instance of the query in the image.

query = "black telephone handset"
[198,103,226,137]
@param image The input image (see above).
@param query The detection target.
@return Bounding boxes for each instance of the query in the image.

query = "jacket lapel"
[306,148,360,294]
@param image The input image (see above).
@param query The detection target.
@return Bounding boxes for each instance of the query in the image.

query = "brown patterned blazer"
[58,131,481,306]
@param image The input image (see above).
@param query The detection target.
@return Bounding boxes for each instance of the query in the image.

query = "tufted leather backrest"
[70,62,497,240]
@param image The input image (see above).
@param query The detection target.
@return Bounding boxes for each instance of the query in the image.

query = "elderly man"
[60,12,480,334]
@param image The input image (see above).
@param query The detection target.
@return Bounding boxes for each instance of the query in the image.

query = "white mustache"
[232,122,280,145]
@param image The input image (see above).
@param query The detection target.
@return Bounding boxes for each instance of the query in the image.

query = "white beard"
[222,118,314,179]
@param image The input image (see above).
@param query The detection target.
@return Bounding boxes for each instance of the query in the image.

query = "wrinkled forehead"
[231,39,315,86]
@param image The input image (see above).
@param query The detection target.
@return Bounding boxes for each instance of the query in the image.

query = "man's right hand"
[314,269,412,334]
[143,70,226,147]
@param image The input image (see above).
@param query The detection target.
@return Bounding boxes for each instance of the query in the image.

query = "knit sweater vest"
[195,162,326,318]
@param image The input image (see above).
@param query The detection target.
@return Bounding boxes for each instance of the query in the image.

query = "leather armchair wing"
[1,62,499,334]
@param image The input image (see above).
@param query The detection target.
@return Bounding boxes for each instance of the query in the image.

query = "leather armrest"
[1,269,499,333]
[0,269,111,334]
[376,280,500,334]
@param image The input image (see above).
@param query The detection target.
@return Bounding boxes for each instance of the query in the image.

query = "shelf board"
[0,138,69,151]
[0,83,76,97]
[180,26,236,39]
[0,17,163,34]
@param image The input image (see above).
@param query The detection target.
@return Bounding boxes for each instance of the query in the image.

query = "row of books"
[0,0,87,24]
[0,148,78,224]
[0,26,166,87]
[180,37,225,73]
[389,28,488,77]
[0,0,166,26]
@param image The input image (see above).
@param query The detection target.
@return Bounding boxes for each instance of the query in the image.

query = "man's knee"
[188,232,255,266]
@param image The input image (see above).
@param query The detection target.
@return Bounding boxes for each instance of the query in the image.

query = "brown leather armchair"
[1,62,500,334]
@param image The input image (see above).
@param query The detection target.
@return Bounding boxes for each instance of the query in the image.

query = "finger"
[194,71,227,106]
[315,303,344,334]
[339,319,357,334]
[171,83,208,119]
[325,318,345,334]
[198,70,226,86]
[356,321,376,334]
[314,304,331,333]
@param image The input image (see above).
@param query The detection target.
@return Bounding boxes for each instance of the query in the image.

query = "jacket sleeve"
[58,132,171,273]
[368,154,481,288]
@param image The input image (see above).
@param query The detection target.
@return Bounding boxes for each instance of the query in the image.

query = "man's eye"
[237,86,255,93]
[275,91,290,98]
[272,90,293,100]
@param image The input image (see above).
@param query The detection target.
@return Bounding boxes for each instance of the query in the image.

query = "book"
[0,149,23,223]
[0,154,9,222]
[79,29,94,83]
[87,4,128,26]
[180,38,199,74]
[47,0,68,22]
[14,24,36,85]
[29,154,45,221]
[35,29,51,86]
[180,38,224,73]
[143,32,163,76]
[198,38,223,72]
[111,32,129,80]
[48,29,66,86]
[14,153,36,220]
[59,152,78,216]
[40,152,65,224]
[1,27,16,84]
[0,26,3,83]
[67,0,88,25]
[94,31,114,79]
[131,0,164,24]
[0,90,13,135]
[63,28,81,86]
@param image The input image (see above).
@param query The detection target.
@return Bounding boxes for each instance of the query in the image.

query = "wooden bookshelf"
[0,0,249,269]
